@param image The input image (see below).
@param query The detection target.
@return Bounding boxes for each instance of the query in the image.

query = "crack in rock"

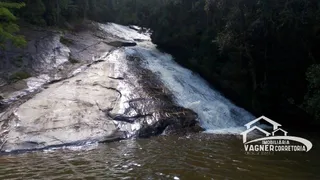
[108,76,124,80]
[92,82,122,98]
[105,107,153,124]
[112,113,153,124]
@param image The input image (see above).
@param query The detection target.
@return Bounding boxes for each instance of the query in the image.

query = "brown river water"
[0,133,319,180]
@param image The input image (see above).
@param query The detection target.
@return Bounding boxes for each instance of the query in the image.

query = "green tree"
[0,1,26,49]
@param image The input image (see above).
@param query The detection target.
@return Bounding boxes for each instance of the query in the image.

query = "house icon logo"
[241,116,313,153]
[241,116,288,143]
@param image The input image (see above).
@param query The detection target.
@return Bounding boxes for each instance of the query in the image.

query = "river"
[0,134,319,179]
[0,23,319,179]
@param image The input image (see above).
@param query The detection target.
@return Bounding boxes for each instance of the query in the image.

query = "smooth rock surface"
[1,61,123,152]
[0,22,201,152]
[0,22,125,105]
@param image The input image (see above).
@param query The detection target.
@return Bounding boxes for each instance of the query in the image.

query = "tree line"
[1,0,320,125]
[114,0,320,126]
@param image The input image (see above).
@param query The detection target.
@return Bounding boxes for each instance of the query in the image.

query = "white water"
[104,23,256,133]
[99,23,151,41]
[133,43,254,133]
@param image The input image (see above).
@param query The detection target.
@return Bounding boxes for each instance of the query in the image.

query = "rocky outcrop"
[0,61,123,152]
[0,22,136,105]
[0,22,202,153]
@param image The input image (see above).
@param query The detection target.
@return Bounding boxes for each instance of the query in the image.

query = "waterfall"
[101,23,255,134]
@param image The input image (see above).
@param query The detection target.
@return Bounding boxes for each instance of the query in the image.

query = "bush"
[9,71,31,82]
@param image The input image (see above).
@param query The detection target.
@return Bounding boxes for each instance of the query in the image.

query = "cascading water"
[101,23,255,134]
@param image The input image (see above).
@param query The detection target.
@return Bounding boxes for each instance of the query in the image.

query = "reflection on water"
[0,134,319,180]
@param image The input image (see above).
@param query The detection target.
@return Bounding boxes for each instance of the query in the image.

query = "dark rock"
[106,41,137,47]
[134,39,146,42]
[129,25,141,31]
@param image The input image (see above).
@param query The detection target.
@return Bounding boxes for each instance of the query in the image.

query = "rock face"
[0,61,122,152]
[0,22,202,153]
[0,22,109,105]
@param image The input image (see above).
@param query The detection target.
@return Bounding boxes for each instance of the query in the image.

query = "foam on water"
[98,23,255,133]
[99,23,150,41]
[131,44,254,133]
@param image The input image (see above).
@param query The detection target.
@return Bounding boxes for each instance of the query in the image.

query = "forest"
[1,0,320,126]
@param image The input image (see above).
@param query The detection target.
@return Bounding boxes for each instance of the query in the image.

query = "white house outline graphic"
[244,116,281,130]
[272,128,288,136]
[241,116,288,143]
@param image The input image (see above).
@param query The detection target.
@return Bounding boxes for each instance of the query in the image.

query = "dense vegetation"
[0,1,25,48]
[1,0,320,126]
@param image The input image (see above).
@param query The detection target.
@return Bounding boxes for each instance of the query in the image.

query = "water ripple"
[0,134,319,180]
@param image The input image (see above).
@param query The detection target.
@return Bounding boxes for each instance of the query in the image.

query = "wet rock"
[134,39,146,42]
[138,108,203,137]
[0,22,202,153]
[0,22,118,105]
[107,41,137,47]
[0,61,124,152]
[0,49,201,152]
[0,78,7,87]
[104,49,202,138]
[129,25,141,31]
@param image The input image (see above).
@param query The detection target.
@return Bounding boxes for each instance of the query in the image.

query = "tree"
[305,64,320,121]
[0,1,26,49]
[21,0,46,25]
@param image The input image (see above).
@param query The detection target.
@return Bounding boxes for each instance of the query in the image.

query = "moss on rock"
[60,36,74,46]
[9,71,31,82]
